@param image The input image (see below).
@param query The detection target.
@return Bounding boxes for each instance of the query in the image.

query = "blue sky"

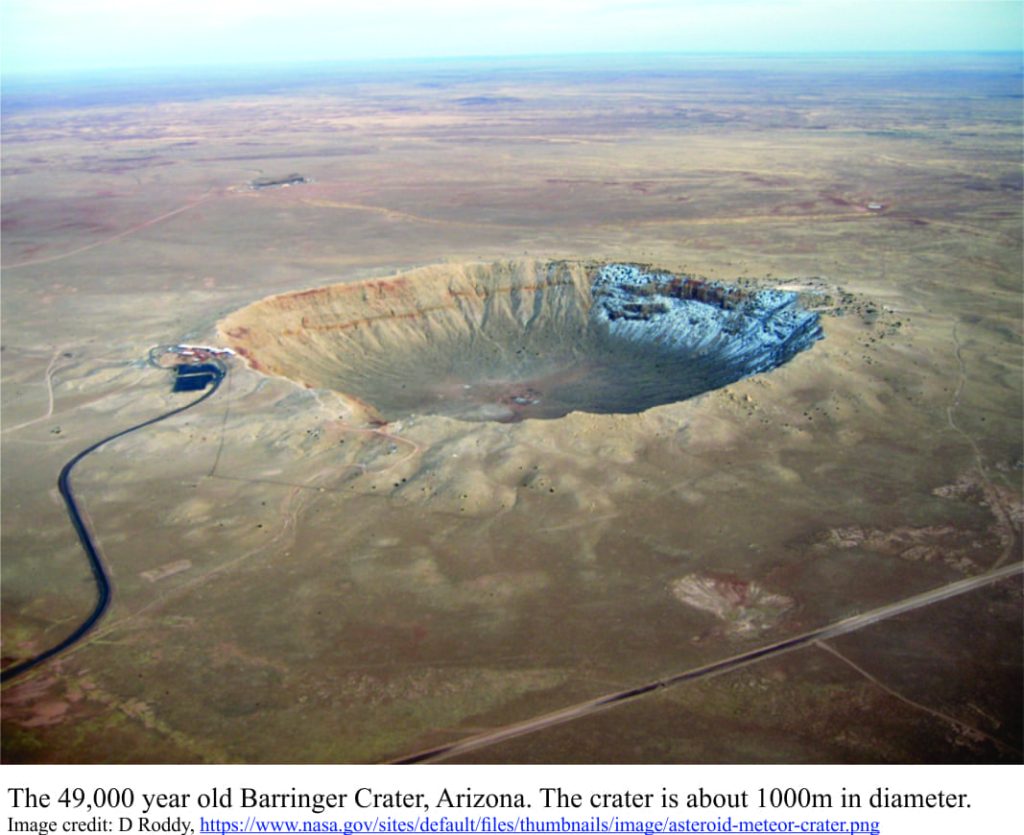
[1,0,1021,75]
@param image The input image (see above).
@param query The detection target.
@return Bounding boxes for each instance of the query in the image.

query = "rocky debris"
[933,471,1023,564]
[2,668,87,729]
[818,519,986,574]
[670,573,794,636]
[815,467,1023,575]
[933,472,1024,526]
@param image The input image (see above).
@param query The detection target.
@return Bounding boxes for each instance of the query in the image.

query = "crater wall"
[218,260,822,422]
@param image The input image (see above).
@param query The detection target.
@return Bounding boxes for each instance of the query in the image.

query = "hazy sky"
[1,0,1021,75]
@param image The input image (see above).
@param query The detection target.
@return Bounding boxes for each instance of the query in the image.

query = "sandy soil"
[1,55,1020,763]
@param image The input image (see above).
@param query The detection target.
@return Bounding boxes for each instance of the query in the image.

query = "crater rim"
[217,259,825,423]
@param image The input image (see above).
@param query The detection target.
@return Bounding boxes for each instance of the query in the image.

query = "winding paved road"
[1,364,225,683]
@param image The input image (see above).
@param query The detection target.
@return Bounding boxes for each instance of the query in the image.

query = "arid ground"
[2,54,1021,762]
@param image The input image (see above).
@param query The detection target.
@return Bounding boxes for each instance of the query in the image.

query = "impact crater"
[218,260,823,422]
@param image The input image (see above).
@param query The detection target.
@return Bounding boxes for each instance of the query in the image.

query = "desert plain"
[1,53,1021,762]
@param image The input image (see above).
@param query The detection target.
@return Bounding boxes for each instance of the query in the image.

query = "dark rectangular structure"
[173,363,221,392]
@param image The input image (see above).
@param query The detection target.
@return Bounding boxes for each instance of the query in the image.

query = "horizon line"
[4,48,1022,81]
